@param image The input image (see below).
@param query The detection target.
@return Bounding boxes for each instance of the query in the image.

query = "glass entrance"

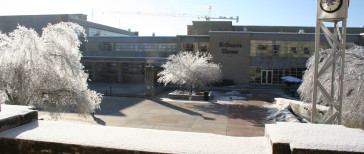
[261,70,273,84]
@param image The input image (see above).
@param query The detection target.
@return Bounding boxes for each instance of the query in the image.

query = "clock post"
[312,0,349,124]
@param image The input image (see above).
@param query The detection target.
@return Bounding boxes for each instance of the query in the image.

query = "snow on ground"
[0,120,271,154]
[163,90,248,105]
[280,76,302,83]
[266,122,364,152]
[264,100,300,123]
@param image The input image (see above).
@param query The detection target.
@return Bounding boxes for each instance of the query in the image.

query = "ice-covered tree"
[158,51,222,94]
[0,22,102,115]
[298,46,364,129]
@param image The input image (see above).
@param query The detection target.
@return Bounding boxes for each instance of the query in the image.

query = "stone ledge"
[0,104,38,132]
[168,91,212,101]
[265,123,364,154]
[0,120,270,153]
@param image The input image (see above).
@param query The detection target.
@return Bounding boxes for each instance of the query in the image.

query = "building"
[83,21,364,85]
[182,21,364,84]
[1,14,364,85]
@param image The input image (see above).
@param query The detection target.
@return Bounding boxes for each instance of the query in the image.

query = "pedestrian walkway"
[38,91,271,137]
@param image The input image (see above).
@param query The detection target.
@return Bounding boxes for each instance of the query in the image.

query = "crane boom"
[102,6,239,23]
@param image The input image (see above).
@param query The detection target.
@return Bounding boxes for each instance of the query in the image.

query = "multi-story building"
[84,21,364,85]
[1,14,364,85]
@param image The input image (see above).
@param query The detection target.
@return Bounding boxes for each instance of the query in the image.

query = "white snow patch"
[224,90,241,95]
[281,76,302,83]
[266,122,364,152]
[0,120,271,154]
[163,90,247,105]
[161,98,210,104]
[264,100,300,123]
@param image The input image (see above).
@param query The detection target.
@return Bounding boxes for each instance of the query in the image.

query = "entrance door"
[261,70,273,84]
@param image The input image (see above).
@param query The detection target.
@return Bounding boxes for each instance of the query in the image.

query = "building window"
[186,44,194,51]
[273,45,280,51]
[258,45,267,50]
[273,45,280,56]
[200,45,207,52]
[291,47,297,54]
[303,47,310,54]
[99,43,113,51]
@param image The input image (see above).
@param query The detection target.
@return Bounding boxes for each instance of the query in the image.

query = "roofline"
[86,36,176,38]
[0,13,86,17]
[208,31,361,35]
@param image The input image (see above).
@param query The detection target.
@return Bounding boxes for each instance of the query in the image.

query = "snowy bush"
[158,51,222,94]
[0,22,101,115]
[298,46,364,129]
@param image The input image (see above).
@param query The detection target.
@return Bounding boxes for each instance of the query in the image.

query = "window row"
[85,42,177,52]
[181,42,210,52]
[251,40,356,58]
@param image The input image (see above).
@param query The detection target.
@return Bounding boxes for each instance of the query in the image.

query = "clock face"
[320,0,343,13]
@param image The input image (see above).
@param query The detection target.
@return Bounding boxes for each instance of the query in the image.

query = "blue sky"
[0,0,363,36]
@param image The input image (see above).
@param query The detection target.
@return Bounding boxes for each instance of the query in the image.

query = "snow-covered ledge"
[168,90,212,101]
[274,98,329,123]
[0,104,38,132]
[265,122,364,153]
[0,120,270,153]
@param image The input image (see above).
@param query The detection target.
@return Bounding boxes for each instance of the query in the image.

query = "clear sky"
[0,0,363,36]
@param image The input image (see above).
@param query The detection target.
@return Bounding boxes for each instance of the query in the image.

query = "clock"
[320,0,343,13]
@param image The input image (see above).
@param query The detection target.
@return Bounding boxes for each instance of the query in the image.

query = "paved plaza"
[39,90,273,137]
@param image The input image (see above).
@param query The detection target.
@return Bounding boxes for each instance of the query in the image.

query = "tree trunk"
[189,85,193,95]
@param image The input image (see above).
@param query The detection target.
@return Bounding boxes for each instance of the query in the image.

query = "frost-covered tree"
[298,46,364,129]
[158,51,222,94]
[0,22,101,115]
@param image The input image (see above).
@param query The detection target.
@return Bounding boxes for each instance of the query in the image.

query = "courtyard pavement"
[38,91,272,137]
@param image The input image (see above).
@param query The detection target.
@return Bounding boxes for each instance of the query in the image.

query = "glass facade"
[249,66,306,84]
[115,43,177,52]
[249,40,356,85]
[84,42,177,57]
[89,28,129,36]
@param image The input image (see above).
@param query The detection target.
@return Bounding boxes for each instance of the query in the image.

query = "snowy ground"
[165,90,300,123]
[264,101,301,123]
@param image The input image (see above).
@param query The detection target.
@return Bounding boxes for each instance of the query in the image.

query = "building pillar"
[92,62,98,81]
[117,63,124,82]
[145,66,154,97]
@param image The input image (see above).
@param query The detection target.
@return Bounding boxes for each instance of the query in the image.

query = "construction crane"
[102,6,239,23]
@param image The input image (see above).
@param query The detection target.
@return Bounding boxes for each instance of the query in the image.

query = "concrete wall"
[209,32,251,84]
[188,21,233,35]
